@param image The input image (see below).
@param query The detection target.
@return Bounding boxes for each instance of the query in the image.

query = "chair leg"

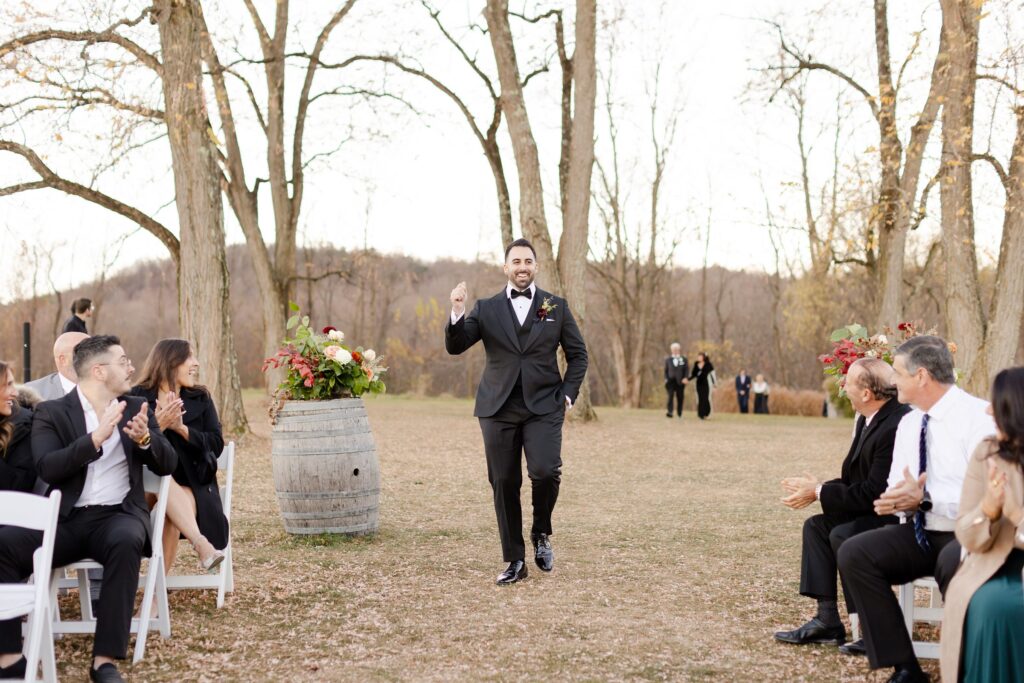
[156,563,170,639]
[39,612,57,683]
[23,609,43,683]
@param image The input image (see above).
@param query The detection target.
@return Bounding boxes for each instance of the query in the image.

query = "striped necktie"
[914,414,931,552]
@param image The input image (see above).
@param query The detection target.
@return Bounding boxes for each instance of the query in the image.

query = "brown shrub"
[712,384,825,417]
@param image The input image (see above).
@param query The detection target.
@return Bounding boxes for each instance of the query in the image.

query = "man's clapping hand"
[450,281,468,318]
[91,400,126,449]
[781,473,819,509]
[122,402,151,444]
[873,467,926,515]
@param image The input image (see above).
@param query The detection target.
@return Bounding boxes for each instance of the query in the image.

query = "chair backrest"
[219,441,235,521]
[0,491,61,532]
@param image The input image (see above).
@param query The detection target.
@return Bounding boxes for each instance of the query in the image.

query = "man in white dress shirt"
[837,335,996,683]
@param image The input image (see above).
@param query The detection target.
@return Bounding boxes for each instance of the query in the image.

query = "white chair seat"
[0,585,37,620]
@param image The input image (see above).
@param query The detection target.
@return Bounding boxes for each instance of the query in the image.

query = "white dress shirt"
[505,282,536,325]
[58,373,76,396]
[886,386,996,531]
[75,392,131,507]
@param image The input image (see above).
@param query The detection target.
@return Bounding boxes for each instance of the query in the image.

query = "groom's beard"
[509,272,535,289]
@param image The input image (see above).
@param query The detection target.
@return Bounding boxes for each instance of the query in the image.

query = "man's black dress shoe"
[886,666,930,683]
[838,638,867,656]
[0,657,26,680]
[773,617,846,645]
[533,533,554,572]
[495,560,527,585]
[90,663,126,683]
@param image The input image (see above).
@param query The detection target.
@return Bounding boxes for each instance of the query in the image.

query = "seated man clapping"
[775,358,909,649]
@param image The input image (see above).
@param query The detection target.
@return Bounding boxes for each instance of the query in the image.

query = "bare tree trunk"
[156,0,247,432]
[939,0,985,388]
[558,0,597,421]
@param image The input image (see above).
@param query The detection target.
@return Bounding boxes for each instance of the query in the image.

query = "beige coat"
[940,440,1024,682]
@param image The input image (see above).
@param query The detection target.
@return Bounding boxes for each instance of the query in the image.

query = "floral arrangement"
[262,305,387,400]
[537,297,557,321]
[819,321,956,394]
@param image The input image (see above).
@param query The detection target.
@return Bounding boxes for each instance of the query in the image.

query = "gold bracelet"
[135,432,151,447]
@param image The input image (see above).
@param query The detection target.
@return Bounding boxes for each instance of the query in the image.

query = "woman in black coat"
[0,360,38,493]
[131,339,228,574]
[689,352,716,420]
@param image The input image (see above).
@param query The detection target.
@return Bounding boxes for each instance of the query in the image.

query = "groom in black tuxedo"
[445,238,588,585]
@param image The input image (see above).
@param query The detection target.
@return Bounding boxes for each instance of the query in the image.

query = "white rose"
[875,334,888,344]
[335,348,352,364]
[363,349,376,362]
[328,329,344,342]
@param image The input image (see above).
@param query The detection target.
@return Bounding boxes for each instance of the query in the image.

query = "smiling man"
[445,238,588,585]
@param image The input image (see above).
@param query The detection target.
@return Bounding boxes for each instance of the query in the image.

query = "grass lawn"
[51,395,940,681]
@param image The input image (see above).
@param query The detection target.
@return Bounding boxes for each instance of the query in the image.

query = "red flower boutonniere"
[537,297,557,321]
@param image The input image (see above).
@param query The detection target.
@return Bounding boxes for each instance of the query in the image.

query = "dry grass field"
[50,395,942,681]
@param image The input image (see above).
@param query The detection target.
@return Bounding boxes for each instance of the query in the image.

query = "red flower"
[897,322,908,331]
[351,351,362,363]
[322,325,337,334]
[823,356,834,364]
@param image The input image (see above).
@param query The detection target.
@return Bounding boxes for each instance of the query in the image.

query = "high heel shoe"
[198,549,225,573]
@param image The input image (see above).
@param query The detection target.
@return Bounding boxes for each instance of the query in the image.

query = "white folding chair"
[49,473,171,664]
[898,576,942,660]
[165,442,235,608]
[0,490,61,683]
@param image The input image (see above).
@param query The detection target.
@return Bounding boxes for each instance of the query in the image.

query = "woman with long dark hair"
[940,367,1024,682]
[131,339,227,574]
[0,360,37,493]
[689,352,716,420]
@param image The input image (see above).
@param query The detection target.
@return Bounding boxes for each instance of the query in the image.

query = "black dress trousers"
[478,386,564,562]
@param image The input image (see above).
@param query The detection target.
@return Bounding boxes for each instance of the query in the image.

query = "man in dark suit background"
[735,369,752,414]
[0,335,176,683]
[773,358,909,654]
[445,238,588,585]
[664,343,688,418]
[62,298,93,334]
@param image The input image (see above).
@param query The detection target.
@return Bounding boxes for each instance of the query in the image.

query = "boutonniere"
[537,297,557,321]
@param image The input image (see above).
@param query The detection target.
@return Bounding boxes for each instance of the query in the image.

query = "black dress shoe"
[0,657,26,680]
[665,413,673,418]
[533,533,554,572]
[495,560,527,585]
[886,666,930,683]
[90,663,126,683]
[838,638,867,656]
[773,617,846,645]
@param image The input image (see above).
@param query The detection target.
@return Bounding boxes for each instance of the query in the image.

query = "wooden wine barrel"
[271,398,380,535]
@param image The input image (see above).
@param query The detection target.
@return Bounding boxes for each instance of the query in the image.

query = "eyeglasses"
[96,358,133,369]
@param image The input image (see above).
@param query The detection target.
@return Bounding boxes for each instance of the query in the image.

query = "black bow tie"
[510,288,532,300]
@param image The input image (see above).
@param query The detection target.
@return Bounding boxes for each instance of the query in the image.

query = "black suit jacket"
[130,386,229,549]
[61,315,88,334]
[818,397,910,516]
[445,288,588,417]
[735,375,751,394]
[664,356,689,384]
[31,388,177,551]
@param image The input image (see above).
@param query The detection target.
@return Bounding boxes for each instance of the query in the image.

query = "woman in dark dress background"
[689,352,716,420]
[132,339,227,574]
[0,360,37,493]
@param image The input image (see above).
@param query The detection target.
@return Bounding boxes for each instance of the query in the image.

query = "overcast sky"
[0,0,1017,304]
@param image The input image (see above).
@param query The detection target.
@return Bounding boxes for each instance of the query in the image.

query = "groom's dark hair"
[504,238,537,261]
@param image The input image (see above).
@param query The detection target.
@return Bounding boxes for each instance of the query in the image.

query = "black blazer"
[445,288,589,417]
[819,397,911,516]
[130,386,229,550]
[0,405,37,493]
[664,356,689,384]
[61,315,88,334]
[31,388,177,552]
[735,375,751,393]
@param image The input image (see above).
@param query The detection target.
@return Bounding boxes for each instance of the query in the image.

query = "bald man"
[25,332,89,401]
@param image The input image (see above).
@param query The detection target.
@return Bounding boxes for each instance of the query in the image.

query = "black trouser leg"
[85,509,146,659]
[799,514,843,602]
[827,515,898,614]
[837,523,954,669]
[934,539,962,596]
[522,407,564,540]
[0,526,46,654]
[677,385,685,415]
[738,394,749,413]
[480,409,526,562]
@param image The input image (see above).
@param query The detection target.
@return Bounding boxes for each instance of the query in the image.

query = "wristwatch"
[919,492,933,512]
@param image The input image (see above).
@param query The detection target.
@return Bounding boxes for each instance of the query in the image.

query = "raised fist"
[451,281,468,317]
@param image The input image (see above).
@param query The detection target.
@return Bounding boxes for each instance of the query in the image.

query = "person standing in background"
[664,343,688,418]
[753,374,770,414]
[62,298,93,334]
[689,352,716,420]
[735,369,752,414]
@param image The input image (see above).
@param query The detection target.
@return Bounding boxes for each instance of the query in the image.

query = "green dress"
[960,548,1024,683]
